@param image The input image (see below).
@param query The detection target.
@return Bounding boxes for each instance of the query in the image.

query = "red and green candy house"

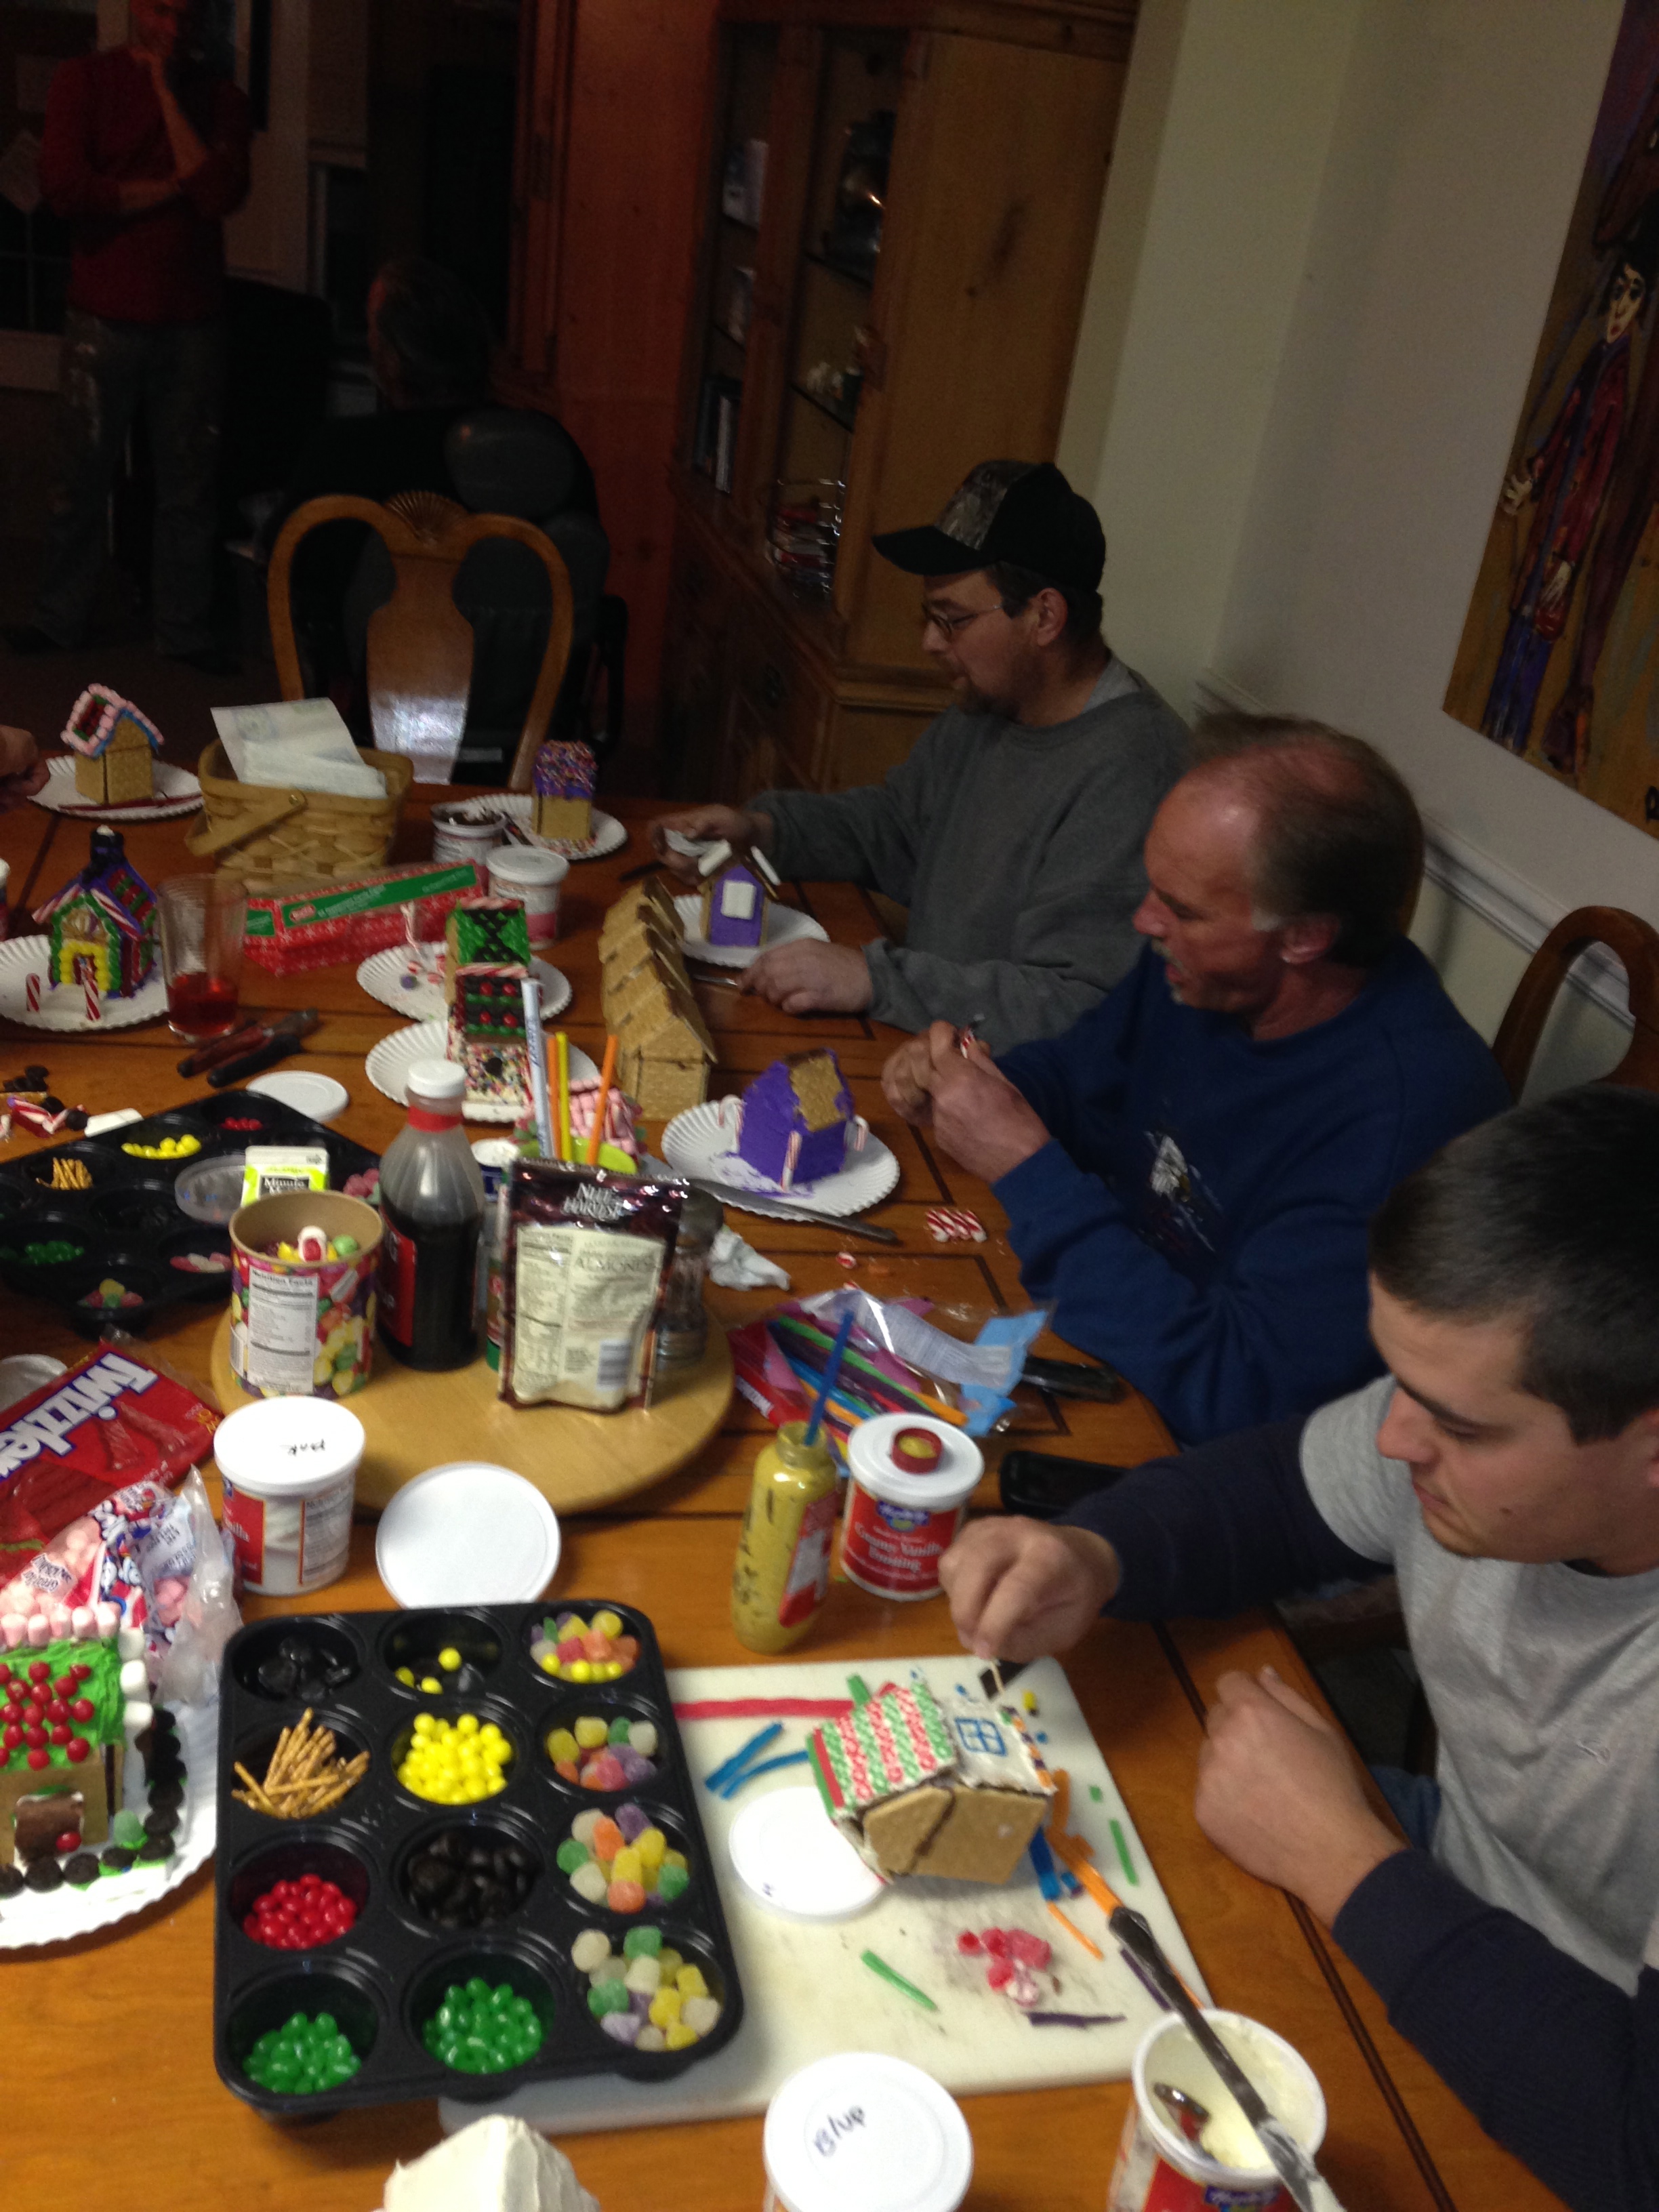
[0,1617,138,1868]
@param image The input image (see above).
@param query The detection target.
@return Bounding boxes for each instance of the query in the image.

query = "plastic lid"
[407,1058,466,1105]
[764,2053,973,2212]
[727,1786,884,1921]
[213,1397,367,1496]
[375,1462,561,1605]
[489,844,569,882]
[245,1069,350,1123]
[845,1414,983,1512]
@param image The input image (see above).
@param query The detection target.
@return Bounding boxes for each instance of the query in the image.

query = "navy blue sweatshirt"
[994,941,1509,1442]
[1063,1430,1659,2212]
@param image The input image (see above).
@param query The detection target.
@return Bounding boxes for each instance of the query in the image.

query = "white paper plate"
[365,1018,597,1123]
[356,946,573,1025]
[727,1786,884,1921]
[33,756,203,822]
[245,1069,350,1123]
[434,797,628,862]
[661,1099,899,1218]
[0,1698,217,1949]
[0,935,166,1031]
[377,1463,560,1606]
[673,894,829,970]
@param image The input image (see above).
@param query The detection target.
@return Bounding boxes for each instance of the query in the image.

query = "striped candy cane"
[25,972,39,1012]
[85,977,101,1024]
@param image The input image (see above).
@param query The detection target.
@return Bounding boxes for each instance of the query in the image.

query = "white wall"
[1060,0,1656,1088]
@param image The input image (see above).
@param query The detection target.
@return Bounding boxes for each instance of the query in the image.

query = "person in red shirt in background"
[5,0,251,671]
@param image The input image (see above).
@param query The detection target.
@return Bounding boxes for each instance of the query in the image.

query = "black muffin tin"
[213,1602,743,2118]
[0,1088,380,1335]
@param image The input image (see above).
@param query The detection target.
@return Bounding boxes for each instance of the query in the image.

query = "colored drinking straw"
[804,1309,856,1447]
[554,1029,571,1162]
[585,1036,619,1166]
[521,977,554,1158]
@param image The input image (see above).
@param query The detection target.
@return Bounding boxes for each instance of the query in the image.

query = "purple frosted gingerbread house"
[735,1048,866,1189]
[697,838,781,949]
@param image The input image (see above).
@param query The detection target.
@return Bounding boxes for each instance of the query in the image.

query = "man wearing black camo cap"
[652,459,1189,1053]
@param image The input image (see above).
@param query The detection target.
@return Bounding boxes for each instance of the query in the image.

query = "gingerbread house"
[445,895,532,984]
[737,1048,862,1189]
[808,1679,1055,1885]
[1,1612,139,1870]
[697,839,781,950]
[60,686,163,806]
[447,964,534,1109]
[532,739,598,844]
[33,827,158,1000]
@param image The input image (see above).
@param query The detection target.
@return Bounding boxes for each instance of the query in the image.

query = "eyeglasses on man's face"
[918,598,1023,640]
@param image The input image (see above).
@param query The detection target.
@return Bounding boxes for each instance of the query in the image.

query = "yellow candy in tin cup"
[229,1191,384,1401]
[1108,2009,1326,2212]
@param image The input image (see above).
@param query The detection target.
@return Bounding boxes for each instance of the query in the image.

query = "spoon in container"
[1152,2081,1212,2152]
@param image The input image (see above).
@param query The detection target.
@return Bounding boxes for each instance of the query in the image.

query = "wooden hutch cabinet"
[660,1,1139,801]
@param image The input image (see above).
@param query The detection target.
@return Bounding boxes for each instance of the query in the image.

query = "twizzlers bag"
[0,1347,221,1632]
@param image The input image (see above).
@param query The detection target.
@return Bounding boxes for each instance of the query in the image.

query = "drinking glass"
[159,875,246,1040]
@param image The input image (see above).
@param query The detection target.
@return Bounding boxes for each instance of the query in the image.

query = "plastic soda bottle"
[376,1059,486,1370]
[731,1422,840,1654]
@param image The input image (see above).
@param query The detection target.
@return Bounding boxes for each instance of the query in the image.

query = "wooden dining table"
[0,788,1556,2212]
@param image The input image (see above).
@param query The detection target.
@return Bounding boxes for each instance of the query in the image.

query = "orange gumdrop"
[555,1759,580,1782]
[613,1637,638,1665]
[581,1629,612,1661]
[590,1816,626,1862]
[607,1878,646,1913]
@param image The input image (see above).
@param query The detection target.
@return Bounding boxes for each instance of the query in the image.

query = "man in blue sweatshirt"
[883,718,1509,1441]
[939,1087,1659,2212]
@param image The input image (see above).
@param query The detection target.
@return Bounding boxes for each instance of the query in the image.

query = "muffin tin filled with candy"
[0,1088,380,1336]
[214,1601,741,2116]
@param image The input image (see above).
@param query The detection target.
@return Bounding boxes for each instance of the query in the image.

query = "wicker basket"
[186,742,414,892]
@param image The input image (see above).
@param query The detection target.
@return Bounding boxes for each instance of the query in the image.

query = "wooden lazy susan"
[210,1312,733,1513]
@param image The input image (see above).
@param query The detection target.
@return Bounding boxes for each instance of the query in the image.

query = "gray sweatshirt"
[754,661,1189,1052]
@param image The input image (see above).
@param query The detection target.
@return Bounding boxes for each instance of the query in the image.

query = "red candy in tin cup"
[840,1414,981,1603]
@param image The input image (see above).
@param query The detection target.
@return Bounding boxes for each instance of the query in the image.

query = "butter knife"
[686,1174,899,1244]
[1110,1908,1324,2212]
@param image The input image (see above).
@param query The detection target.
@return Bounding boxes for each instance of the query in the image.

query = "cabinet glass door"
[692,27,777,495]
[769,28,905,595]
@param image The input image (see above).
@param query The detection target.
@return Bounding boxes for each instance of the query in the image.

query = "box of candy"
[213,1600,743,2116]
[243,861,490,976]
[0,1089,381,1338]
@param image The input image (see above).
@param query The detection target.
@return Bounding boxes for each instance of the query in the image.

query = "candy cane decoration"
[85,977,102,1024]
[25,972,39,1012]
[926,1206,986,1244]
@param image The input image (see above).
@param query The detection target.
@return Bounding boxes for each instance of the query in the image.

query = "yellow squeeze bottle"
[731,1421,839,1654]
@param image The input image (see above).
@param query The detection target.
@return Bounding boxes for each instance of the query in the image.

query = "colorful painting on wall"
[1445,0,1659,839]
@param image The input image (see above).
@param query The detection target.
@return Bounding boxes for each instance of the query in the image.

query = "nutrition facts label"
[512,1223,663,1409]
[245,1269,321,1394]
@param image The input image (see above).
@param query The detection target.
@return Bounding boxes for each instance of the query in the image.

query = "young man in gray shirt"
[940,1086,1659,2211]
[651,459,1189,1054]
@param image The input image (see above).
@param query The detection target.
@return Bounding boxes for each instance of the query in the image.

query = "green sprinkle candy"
[622,1924,662,1959]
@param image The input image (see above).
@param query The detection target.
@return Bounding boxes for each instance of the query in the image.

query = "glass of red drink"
[159,875,246,1040]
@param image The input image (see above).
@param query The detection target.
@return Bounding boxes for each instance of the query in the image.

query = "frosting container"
[487,844,569,944]
[214,1396,366,1595]
[840,1414,982,1601]
[762,2051,972,2212]
[1107,2009,1326,2212]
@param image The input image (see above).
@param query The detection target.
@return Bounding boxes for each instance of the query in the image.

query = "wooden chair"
[267,491,575,791]
[1491,904,1659,1097]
